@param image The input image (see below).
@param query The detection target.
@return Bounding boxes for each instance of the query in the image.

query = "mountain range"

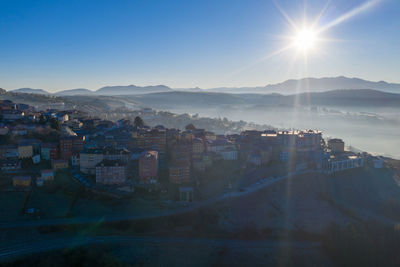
[7,76,400,96]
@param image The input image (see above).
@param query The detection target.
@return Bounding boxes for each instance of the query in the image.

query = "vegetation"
[4,245,126,267]
[321,221,400,267]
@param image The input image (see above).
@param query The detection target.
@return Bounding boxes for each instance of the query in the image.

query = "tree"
[39,114,46,125]
[50,118,60,130]
[185,123,196,131]
[133,116,145,128]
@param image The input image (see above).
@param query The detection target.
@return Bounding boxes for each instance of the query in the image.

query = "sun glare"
[294,28,316,51]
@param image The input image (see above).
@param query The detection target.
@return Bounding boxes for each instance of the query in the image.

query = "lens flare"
[294,29,316,51]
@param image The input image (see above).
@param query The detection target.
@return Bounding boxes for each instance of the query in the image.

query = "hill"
[203,76,400,95]
[215,167,400,233]
[10,88,51,95]
[54,88,93,96]
[95,84,172,95]
[122,89,400,109]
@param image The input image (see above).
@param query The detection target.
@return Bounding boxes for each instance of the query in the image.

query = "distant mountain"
[55,88,93,96]
[203,77,400,94]
[95,85,172,95]
[123,89,400,109]
[11,88,50,95]
[9,76,400,96]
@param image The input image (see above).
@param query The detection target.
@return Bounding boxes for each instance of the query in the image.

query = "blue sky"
[0,0,399,91]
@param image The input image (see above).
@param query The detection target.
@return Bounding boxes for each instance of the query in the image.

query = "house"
[95,160,126,185]
[40,169,54,181]
[139,151,159,184]
[179,187,194,202]
[57,113,69,123]
[12,176,32,187]
[52,159,69,170]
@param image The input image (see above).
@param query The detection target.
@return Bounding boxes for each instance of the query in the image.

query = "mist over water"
[168,106,400,159]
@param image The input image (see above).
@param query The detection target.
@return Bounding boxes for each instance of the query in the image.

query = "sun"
[294,28,317,51]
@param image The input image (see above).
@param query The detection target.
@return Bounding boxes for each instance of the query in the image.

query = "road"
[0,234,320,262]
[0,170,319,230]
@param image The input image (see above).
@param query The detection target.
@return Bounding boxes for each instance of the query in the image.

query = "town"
[0,98,385,222]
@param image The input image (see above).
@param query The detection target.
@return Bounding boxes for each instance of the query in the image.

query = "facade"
[328,138,345,153]
[169,163,191,184]
[192,138,205,155]
[136,129,166,164]
[95,160,126,185]
[103,147,130,162]
[41,169,54,181]
[17,144,33,159]
[326,155,364,173]
[372,157,384,168]
[138,151,159,184]
[12,176,32,187]
[179,187,194,202]
[60,136,85,160]
[52,159,69,170]
[219,148,238,160]
[41,143,59,160]
[0,159,21,172]
[80,149,104,175]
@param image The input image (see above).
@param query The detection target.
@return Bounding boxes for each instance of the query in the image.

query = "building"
[60,136,85,160]
[325,155,364,173]
[192,158,206,172]
[2,110,24,121]
[372,157,384,168]
[169,163,191,184]
[12,176,32,187]
[0,159,21,172]
[328,139,345,153]
[103,147,130,163]
[95,160,126,185]
[139,151,158,184]
[40,169,54,181]
[179,187,194,202]
[0,145,18,159]
[136,129,166,164]
[208,139,235,153]
[17,143,33,159]
[79,148,103,175]
[192,138,205,155]
[219,147,238,161]
[41,143,59,160]
[52,159,69,170]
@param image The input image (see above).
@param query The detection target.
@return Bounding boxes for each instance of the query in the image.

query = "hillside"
[121,89,400,109]
[215,167,400,233]
[10,88,51,95]
[54,88,93,96]
[95,84,172,95]
[204,76,400,94]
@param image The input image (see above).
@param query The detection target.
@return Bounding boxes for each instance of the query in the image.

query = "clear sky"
[1,0,399,92]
